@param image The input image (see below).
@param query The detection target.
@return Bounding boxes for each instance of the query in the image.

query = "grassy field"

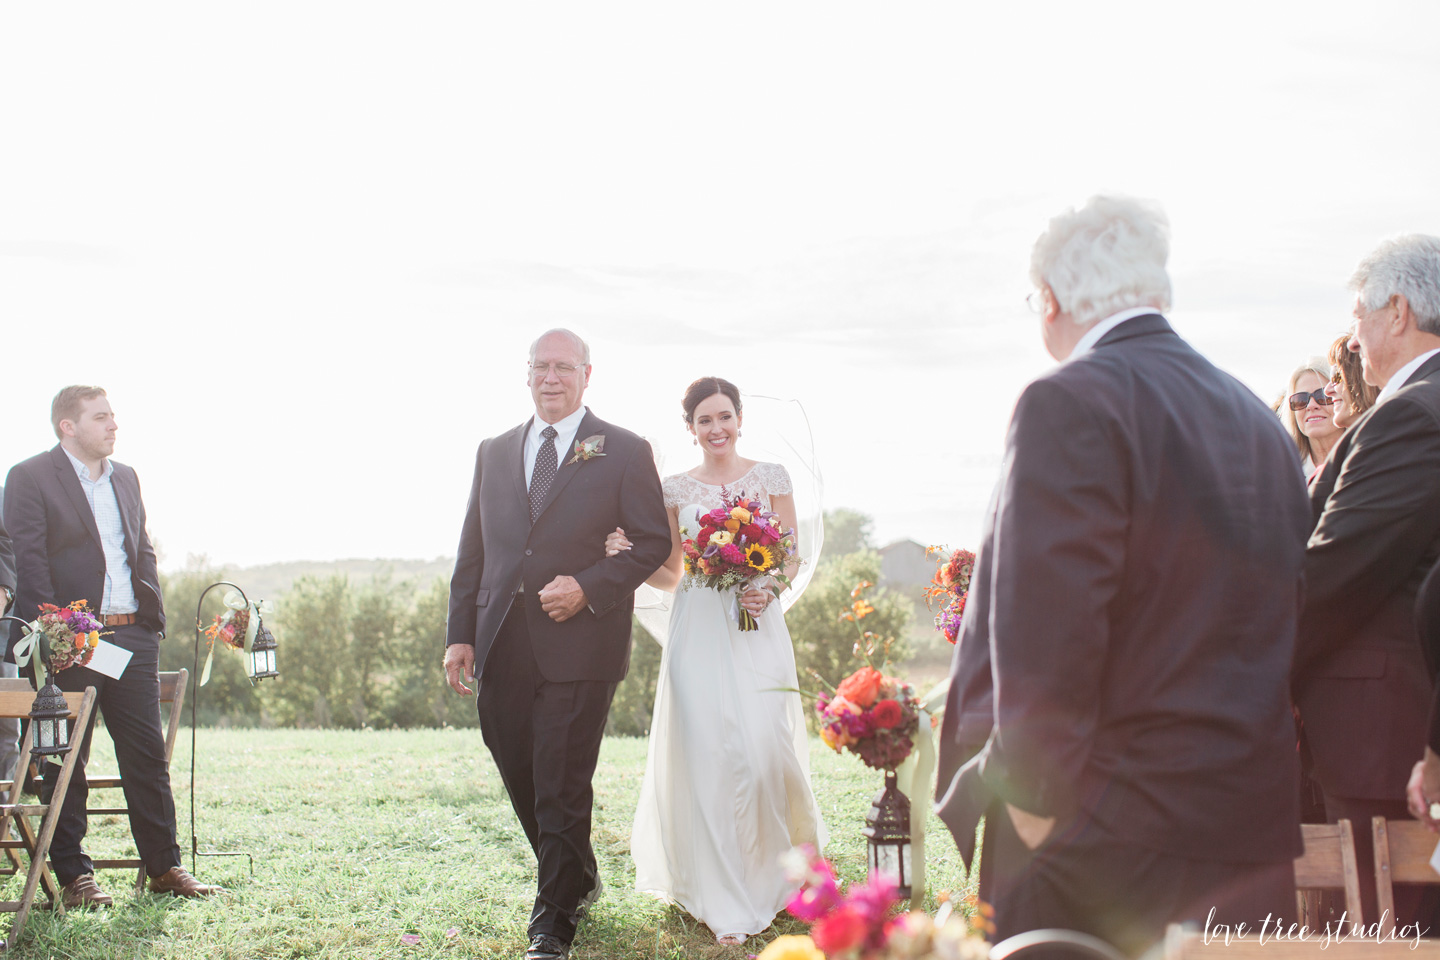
[0,727,976,959]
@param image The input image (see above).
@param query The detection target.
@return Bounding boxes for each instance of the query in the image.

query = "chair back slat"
[1294,820,1364,925]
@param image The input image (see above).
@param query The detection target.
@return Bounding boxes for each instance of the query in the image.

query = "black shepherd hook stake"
[190,581,260,876]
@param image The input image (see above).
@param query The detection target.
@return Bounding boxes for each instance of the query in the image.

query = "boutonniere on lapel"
[566,434,607,466]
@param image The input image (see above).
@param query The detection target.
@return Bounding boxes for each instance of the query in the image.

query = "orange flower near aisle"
[836,665,883,709]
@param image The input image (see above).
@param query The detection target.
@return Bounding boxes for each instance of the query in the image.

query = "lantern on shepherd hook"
[247,617,278,680]
[190,581,278,874]
[863,770,912,900]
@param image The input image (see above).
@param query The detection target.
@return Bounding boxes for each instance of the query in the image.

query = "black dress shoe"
[572,874,603,923]
[526,934,571,960]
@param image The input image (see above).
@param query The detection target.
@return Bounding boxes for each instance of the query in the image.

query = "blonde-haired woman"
[1280,359,1341,479]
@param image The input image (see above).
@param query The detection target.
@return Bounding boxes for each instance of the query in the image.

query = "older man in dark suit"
[4,386,223,907]
[1293,236,1440,923]
[935,196,1311,957]
[444,329,670,960]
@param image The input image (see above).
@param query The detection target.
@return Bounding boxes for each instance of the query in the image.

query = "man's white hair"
[1349,234,1440,336]
[1030,195,1173,326]
[528,328,591,364]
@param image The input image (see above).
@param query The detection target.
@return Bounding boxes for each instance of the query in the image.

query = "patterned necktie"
[529,425,559,522]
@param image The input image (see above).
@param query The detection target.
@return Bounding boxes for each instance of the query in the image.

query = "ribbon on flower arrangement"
[892,688,945,902]
[8,619,47,673]
[199,591,264,686]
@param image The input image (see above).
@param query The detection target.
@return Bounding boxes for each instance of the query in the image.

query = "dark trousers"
[477,598,616,943]
[979,801,1296,959]
[45,622,181,886]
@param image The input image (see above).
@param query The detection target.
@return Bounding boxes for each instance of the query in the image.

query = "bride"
[606,376,826,946]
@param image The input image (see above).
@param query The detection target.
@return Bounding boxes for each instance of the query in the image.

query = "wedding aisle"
[0,728,971,960]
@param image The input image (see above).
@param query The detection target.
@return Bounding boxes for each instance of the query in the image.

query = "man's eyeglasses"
[1287,389,1335,411]
[528,362,582,379]
[1026,291,1047,315]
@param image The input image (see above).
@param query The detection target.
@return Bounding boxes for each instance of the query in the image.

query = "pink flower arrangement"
[764,846,993,960]
[923,547,975,644]
[816,668,921,771]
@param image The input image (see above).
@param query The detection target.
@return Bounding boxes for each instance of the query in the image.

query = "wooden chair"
[0,685,98,951]
[1294,820,1364,928]
[1372,815,1440,938]
[0,671,189,890]
[1163,922,1440,957]
[85,669,188,888]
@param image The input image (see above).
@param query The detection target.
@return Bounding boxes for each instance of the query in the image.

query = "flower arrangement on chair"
[922,548,975,644]
[814,583,922,771]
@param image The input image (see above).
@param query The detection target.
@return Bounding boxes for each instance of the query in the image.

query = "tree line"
[157,509,911,733]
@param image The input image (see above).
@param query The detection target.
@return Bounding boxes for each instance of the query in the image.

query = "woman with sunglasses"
[1323,332,1380,430]
[1280,359,1341,480]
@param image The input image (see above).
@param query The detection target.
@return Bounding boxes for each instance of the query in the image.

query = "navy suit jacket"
[1294,351,1440,798]
[936,315,1309,867]
[3,445,166,654]
[445,409,671,684]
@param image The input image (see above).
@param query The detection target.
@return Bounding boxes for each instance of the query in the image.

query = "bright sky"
[3,3,1437,569]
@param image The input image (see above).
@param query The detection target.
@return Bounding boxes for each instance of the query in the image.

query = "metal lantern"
[28,676,71,762]
[248,617,278,681]
[863,770,912,899]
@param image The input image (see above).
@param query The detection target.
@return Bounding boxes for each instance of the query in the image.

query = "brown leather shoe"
[148,866,226,898]
[61,873,113,909]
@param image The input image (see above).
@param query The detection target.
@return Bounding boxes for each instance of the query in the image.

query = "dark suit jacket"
[1294,352,1440,799]
[936,315,1310,868]
[445,409,671,684]
[1421,561,1440,752]
[0,486,15,616]
[3,446,166,652]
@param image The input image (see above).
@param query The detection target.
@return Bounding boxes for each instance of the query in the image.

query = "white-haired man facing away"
[935,195,1311,957]
[1294,235,1440,929]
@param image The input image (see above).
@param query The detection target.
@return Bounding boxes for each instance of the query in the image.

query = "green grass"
[1,728,975,959]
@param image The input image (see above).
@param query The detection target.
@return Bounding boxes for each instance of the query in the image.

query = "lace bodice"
[662,462,793,512]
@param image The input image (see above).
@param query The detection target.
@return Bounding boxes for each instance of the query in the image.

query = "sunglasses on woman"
[1288,388,1335,410]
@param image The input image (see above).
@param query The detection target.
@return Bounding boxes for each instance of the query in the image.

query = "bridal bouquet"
[816,665,922,770]
[922,547,975,644]
[680,491,800,631]
[761,845,991,960]
[28,601,104,673]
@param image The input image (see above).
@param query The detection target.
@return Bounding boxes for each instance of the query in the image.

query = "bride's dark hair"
[681,376,742,424]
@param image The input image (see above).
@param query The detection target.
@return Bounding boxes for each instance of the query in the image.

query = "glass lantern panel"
[38,723,54,749]
[58,722,68,747]
[873,843,900,880]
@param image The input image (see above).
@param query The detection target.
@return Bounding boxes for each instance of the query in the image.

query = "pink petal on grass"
[445,928,460,938]
[400,933,421,946]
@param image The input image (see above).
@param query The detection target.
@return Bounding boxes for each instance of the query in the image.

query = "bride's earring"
[692,438,697,446]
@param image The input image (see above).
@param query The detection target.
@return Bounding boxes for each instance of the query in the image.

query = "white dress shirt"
[1376,348,1440,405]
[1067,306,1165,362]
[524,405,589,486]
[61,446,138,615]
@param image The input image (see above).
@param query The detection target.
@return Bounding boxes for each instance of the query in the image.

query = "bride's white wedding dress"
[631,462,826,938]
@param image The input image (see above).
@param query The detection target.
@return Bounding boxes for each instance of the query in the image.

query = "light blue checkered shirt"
[61,447,138,615]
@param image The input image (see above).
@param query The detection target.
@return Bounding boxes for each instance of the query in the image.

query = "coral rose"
[811,905,869,955]
[872,699,903,729]
[836,665,884,709]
